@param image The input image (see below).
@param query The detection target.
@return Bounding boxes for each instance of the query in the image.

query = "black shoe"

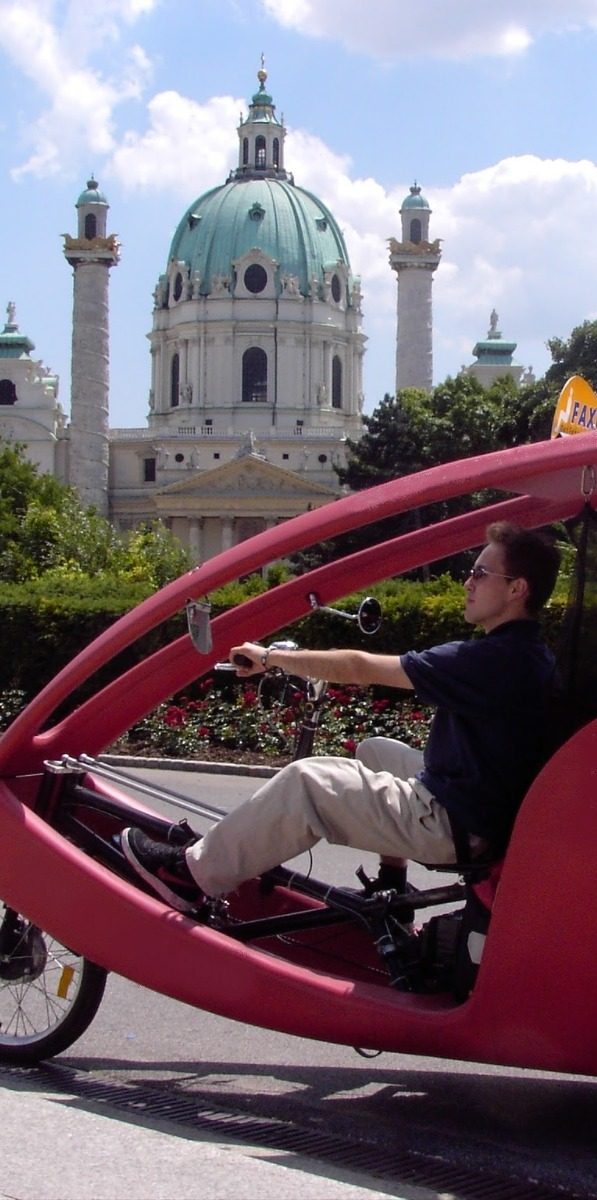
[121,827,202,913]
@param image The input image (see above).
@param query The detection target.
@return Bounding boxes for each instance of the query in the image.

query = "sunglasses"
[467,565,516,582]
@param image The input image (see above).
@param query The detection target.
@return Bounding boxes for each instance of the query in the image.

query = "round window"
[331,274,341,303]
[244,264,268,294]
[174,452,185,463]
[318,454,328,463]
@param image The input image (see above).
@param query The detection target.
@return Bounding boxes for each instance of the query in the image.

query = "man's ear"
[511,576,530,605]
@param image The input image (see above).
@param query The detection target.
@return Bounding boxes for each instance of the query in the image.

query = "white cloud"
[4,1,597,396]
[0,0,154,178]
[108,92,244,195]
[430,156,597,379]
[288,139,597,387]
[261,0,597,61]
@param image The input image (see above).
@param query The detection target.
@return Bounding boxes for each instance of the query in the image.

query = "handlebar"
[214,641,328,760]
[215,643,297,672]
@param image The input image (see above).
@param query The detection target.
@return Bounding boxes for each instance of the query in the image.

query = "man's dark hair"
[486,522,561,614]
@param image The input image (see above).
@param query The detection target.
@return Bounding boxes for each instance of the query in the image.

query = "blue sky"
[3,0,597,429]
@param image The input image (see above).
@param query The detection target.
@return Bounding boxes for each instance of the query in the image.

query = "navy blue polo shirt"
[401,620,557,846]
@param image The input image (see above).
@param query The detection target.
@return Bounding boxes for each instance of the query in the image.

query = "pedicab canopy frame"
[0,412,596,1076]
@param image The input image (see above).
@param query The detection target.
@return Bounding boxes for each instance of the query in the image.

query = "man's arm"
[228,642,414,690]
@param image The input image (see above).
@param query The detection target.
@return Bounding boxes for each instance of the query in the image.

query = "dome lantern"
[235,58,287,180]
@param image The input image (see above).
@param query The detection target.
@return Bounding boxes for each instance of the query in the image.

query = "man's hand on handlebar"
[229,642,268,675]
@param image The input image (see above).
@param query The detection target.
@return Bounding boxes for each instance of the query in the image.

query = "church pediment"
[156,453,338,502]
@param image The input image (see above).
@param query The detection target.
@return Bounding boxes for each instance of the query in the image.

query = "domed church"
[105,64,366,561]
[1,65,448,565]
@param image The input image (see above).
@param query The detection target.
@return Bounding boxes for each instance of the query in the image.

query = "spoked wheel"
[0,902,108,1064]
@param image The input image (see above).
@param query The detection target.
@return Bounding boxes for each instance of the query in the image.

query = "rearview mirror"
[357,596,382,635]
[307,593,382,636]
[185,600,213,654]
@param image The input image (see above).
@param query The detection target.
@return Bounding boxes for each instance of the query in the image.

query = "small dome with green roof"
[401,183,430,210]
[77,177,108,207]
[0,302,34,358]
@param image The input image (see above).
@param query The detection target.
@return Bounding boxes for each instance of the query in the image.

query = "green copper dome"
[76,177,108,206]
[0,305,34,357]
[401,183,430,210]
[168,177,352,298]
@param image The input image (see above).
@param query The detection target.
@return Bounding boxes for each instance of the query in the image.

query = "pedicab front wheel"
[0,901,108,1064]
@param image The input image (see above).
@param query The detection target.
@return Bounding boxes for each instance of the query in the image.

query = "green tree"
[0,441,68,542]
[493,377,555,446]
[545,320,597,395]
[293,371,556,574]
[0,439,190,587]
[337,375,514,497]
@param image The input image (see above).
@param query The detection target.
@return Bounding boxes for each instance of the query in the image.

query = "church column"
[188,338,199,406]
[188,517,204,564]
[389,184,441,393]
[221,516,235,551]
[198,330,206,411]
[323,341,331,402]
[63,177,120,516]
[182,339,189,394]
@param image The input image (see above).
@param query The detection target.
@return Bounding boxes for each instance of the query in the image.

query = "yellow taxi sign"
[551,376,597,438]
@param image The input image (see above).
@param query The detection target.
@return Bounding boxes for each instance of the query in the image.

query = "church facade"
[1,67,456,565]
[99,66,364,560]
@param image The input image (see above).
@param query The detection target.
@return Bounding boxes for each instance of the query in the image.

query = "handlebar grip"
[232,653,254,668]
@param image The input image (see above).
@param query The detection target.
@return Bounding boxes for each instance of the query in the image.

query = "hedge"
[0,573,567,708]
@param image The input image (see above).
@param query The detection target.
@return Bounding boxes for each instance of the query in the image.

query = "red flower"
[342,738,357,753]
[164,706,186,727]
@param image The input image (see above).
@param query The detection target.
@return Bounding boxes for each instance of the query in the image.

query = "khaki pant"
[186,738,459,897]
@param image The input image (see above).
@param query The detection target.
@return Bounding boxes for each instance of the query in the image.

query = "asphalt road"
[6,764,597,1200]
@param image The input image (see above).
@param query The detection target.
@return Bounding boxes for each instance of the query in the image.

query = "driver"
[121,522,561,914]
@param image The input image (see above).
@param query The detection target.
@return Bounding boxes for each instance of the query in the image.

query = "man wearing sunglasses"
[122,521,561,912]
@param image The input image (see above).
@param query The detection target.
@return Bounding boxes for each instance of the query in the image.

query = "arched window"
[0,379,17,405]
[170,353,180,408]
[273,137,279,168]
[242,347,268,403]
[173,273,183,301]
[242,137,249,165]
[332,356,342,409]
[409,218,422,244]
[84,213,97,240]
[255,135,266,169]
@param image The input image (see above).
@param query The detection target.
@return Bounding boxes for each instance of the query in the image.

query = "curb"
[99,754,278,779]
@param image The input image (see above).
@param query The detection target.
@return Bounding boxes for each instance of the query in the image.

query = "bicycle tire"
[0,902,108,1064]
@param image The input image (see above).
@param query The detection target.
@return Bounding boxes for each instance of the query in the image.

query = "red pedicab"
[0,424,595,1074]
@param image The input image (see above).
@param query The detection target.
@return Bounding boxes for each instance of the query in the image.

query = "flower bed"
[112,675,433,765]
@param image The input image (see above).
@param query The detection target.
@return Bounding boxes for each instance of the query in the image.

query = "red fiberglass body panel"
[0,432,596,1074]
